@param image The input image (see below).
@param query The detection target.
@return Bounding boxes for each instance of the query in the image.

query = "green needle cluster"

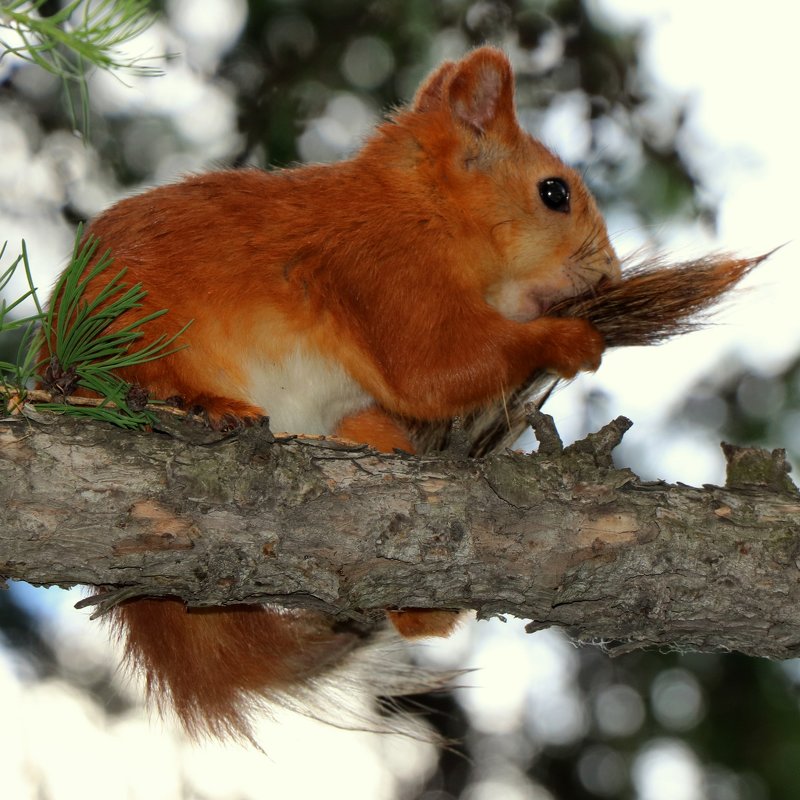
[0,0,161,129]
[1,226,190,428]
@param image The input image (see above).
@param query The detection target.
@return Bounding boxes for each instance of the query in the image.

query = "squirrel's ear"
[446,47,516,136]
[412,61,458,112]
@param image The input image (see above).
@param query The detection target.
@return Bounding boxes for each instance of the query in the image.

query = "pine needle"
[0,0,162,131]
[1,226,190,427]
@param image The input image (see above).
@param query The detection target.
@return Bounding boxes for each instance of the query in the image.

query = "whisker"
[410,251,772,457]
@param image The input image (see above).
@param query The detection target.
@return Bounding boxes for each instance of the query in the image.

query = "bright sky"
[548,0,800,488]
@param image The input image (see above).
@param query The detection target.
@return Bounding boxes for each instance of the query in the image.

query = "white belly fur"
[244,347,372,435]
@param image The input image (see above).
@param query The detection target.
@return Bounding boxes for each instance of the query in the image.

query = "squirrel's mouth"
[486,271,610,323]
[519,286,577,321]
[487,283,575,323]
[530,274,620,319]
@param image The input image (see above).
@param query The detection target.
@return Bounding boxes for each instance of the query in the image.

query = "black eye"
[538,178,570,213]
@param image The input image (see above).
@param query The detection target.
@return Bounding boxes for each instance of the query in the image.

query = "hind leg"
[334,405,415,452]
[336,406,463,639]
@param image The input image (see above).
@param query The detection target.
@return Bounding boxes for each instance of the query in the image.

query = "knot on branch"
[525,406,563,455]
[565,417,633,467]
[526,408,632,468]
[722,442,798,495]
[234,417,276,464]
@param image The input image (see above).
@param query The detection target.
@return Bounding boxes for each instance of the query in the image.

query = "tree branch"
[2,410,799,660]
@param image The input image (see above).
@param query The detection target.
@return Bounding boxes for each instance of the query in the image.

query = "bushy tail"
[113,599,363,742]
[113,598,454,744]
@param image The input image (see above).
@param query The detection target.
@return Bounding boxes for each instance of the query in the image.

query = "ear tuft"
[446,47,515,136]
[412,61,458,112]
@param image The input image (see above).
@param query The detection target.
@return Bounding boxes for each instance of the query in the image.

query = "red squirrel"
[49,47,620,741]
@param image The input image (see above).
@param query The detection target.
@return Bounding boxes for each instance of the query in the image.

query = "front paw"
[185,397,267,431]
[544,318,605,378]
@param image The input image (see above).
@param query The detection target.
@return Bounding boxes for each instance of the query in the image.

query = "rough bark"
[1,409,799,660]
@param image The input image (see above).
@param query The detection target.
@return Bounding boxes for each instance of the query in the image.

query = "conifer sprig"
[0,0,162,129]
[1,0,158,75]
[0,240,43,391]
[1,227,190,428]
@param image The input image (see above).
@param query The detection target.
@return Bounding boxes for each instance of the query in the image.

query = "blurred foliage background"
[2,1,800,798]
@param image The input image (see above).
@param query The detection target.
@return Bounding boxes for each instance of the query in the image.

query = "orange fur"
[334,406,415,452]
[115,599,358,741]
[49,47,620,740]
[386,609,464,639]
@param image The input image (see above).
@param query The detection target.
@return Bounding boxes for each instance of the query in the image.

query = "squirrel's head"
[401,47,621,322]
